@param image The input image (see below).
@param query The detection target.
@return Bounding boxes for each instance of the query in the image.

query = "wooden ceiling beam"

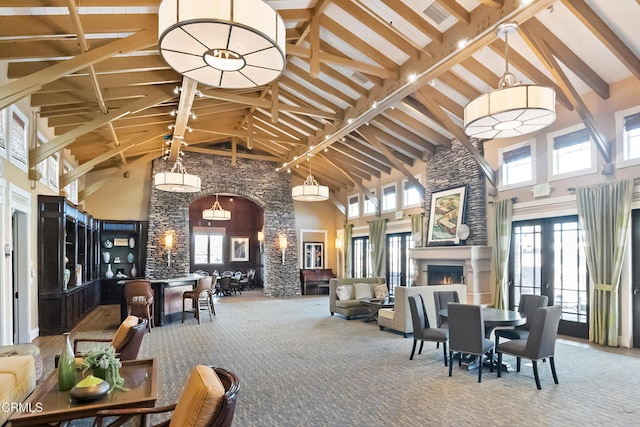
[561,0,640,81]
[520,21,611,163]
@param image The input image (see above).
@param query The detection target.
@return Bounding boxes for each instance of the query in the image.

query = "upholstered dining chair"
[433,290,460,329]
[408,295,448,365]
[182,276,214,324]
[447,303,494,383]
[497,305,562,390]
[94,365,240,427]
[124,280,154,333]
[218,276,233,296]
[494,294,549,348]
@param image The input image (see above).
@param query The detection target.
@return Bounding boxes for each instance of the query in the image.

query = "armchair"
[94,365,239,427]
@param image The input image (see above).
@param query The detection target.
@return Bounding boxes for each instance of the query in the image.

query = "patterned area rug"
[48,292,640,426]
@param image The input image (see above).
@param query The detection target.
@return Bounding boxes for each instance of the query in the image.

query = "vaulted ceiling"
[1,0,639,203]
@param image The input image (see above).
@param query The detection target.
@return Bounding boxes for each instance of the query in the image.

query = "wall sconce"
[258,231,264,253]
[165,232,173,267]
[335,237,343,250]
[278,235,287,265]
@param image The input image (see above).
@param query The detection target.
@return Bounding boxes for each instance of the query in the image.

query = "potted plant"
[81,345,125,393]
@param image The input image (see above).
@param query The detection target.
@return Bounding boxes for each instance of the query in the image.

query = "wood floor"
[32,305,123,381]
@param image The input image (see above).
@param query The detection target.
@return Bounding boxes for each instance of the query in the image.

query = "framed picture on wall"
[304,242,323,269]
[231,237,249,262]
[426,185,467,246]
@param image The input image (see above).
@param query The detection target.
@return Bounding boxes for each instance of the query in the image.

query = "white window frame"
[498,139,535,191]
[348,194,360,219]
[35,132,48,186]
[615,104,640,169]
[402,175,422,208]
[193,232,225,265]
[547,124,597,181]
[381,183,397,212]
[363,188,376,216]
[8,106,28,173]
[0,107,8,159]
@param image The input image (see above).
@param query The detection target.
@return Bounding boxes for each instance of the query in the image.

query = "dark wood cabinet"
[99,220,148,305]
[37,196,100,335]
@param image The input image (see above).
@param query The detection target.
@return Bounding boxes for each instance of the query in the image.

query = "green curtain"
[411,214,424,247]
[369,219,386,277]
[492,199,513,309]
[576,179,633,346]
[344,224,353,278]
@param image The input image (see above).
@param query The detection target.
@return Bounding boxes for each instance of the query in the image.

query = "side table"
[360,297,394,323]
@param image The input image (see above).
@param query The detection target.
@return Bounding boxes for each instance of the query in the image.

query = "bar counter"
[119,275,201,326]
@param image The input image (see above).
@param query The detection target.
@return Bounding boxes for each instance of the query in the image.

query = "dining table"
[439,306,526,372]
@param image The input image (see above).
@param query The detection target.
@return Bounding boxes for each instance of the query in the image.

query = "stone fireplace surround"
[410,246,492,305]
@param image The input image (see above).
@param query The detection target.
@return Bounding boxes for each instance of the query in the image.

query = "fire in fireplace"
[427,265,464,285]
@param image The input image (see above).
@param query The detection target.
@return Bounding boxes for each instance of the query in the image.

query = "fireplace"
[427,265,464,285]
[409,246,492,304]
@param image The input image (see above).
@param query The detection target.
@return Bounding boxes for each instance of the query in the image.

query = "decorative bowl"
[69,377,110,402]
[103,240,113,249]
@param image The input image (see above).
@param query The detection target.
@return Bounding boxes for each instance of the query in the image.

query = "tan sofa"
[329,277,386,319]
[0,355,37,425]
[378,284,467,337]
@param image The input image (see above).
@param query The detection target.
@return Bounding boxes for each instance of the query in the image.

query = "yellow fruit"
[76,375,104,388]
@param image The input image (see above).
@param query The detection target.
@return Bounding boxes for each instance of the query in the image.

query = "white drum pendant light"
[292,159,329,202]
[154,158,201,193]
[158,0,286,89]
[202,194,231,220]
[463,23,556,139]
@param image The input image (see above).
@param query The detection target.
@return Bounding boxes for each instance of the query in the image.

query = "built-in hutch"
[37,195,100,335]
[99,220,148,304]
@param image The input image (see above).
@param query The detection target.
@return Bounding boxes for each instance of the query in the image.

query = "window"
[351,236,371,278]
[616,106,640,167]
[363,188,376,216]
[402,176,421,208]
[499,141,534,189]
[382,183,397,212]
[348,195,359,219]
[194,233,224,264]
[548,127,595,179]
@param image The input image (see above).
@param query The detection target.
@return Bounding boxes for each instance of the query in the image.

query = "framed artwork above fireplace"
[427,185,467,246]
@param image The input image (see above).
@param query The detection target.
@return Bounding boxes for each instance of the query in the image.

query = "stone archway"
[146,152,301,296]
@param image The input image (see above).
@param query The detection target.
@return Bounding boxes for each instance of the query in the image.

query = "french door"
[509,216,589,338]
[351,236,371,279]
[386,232,414,294]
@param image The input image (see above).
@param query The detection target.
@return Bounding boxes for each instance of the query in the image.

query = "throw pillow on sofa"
[354,283,374,300]
[373,284,389,299]
[336,285,353,301]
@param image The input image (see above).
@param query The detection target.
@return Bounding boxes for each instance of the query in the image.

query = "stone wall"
[424,139,487,245]
[146,151,301,297]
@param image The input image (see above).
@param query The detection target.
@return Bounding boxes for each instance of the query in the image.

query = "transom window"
[549,127,595,178]
[348,195,359,219]
[402,177,421,208]
[499,142,534,189]
[623,112,640,161]
[382,184,397,212]
[363,189,376,216]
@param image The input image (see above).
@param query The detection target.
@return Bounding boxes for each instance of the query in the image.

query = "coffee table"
[9,358,158,427]
[361,297,394,323]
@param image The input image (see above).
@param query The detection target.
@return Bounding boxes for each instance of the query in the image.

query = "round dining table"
[438,307,526,372]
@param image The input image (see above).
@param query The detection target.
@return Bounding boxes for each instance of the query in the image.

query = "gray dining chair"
[408,295,448,365]
[496,305,562,389]
[494,294,549,348]
[447,303,494,383]
[433,290,460,328]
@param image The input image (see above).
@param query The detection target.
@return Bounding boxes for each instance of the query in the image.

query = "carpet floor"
[38,291,640,426]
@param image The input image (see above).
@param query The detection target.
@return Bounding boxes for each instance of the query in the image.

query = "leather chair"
[495,294,549,348]
[447,303,494,383]
[408,295,448,365]
[124,280,154,333]
[182,277,214,324]
[94,365,240,427]
[56,316,147,367]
